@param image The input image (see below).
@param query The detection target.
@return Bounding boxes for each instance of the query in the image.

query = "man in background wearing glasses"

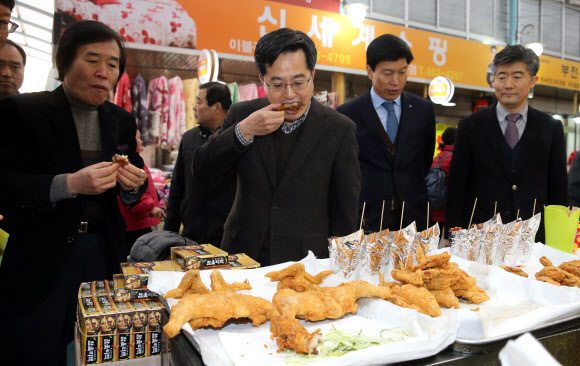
[193,28,361,266]
[0,0,16,46]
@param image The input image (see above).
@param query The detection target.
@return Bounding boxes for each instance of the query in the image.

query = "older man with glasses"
[0,0,16,46]
[193,28,361,266]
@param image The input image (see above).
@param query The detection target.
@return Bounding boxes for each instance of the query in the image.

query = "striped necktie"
[383,100,398,142]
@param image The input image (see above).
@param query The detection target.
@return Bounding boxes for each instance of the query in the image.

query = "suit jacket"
[192,98,361,265]
[0,86,145,312]
[337,89,436,232]
[445,103,568,242]
[164,126,236,246]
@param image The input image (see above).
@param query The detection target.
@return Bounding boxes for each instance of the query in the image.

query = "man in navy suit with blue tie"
[337,34,436,232]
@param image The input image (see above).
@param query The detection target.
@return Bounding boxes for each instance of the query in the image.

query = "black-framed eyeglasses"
[0,20,18,34]
[264,77,312,92]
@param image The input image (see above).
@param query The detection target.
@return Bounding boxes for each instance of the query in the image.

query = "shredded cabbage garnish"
[284,325,410,364]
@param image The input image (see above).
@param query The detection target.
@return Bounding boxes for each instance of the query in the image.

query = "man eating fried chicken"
[193,28,361,266]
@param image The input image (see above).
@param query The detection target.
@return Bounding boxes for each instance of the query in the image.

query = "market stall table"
[149,245,580,366]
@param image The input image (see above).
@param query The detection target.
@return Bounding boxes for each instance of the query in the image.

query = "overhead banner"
[55,0,580,91]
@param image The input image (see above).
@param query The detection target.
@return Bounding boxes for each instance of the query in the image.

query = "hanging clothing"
[114,72,132,113]
[167,76,186,146]
[238,83,258,102]
[183,78,200,130]
[227,82,238,104]
[147,76,169,144]
[132,74,149,145]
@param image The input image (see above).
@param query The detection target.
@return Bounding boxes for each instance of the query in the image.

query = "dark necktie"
[383,101,398,142]
[505,113,521,149]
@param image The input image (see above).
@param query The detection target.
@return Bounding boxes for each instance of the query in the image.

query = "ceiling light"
[526,42,543,56]
[344,0,369,27]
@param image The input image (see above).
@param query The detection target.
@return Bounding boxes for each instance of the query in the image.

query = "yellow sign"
[172,0,579,91]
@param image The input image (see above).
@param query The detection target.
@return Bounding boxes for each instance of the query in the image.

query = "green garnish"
[284,325,410,364]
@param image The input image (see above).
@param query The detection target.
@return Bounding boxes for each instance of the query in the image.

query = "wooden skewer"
[359,202,366,230]
[427,201,430,230]
[533,199,537,216]
[494,201,497,216]
[516,209,520,219]
[400,201,405,231]
[468,198,478,229]
[380,200,385,232]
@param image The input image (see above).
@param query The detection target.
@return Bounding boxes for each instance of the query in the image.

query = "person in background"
[164,81,236,246]
[486,45,498,87]
[446,45,568,243]
[431,127,456,245]
[0,39,25,98]
[0,0,15,221]
[0,0,15,46]
[118,130,165,260]
[0,20,146,365]
[193,28,360,266]
[568,152,580,207]
[337,34,435,233]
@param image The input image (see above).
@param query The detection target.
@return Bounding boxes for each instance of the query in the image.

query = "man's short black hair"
[199,81,232,112]
[0,0,15,11]
[254,28,317,76]
[366,34,414,71]
[491,44,539,77]
[1,39,25,65]
[55,20,126,82]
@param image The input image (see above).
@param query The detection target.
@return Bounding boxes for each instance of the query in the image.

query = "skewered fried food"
[413,252,452,271]
[500,266,529,278]
[535,266,580,287]
[164,292,280,338]
[164,270,209,299]
[270,316,322,355]
[536,276,561,286]
[421,268,462,290]
[210,270,252,292]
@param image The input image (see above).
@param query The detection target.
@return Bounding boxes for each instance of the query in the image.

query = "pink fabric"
[167,76,186,146]
[238,83,259,101]
[113,72,132,112]
[147,76,169,144]
[257,85,267,98]
[56,0,197,48]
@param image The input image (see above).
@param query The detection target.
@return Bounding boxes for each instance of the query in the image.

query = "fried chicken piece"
[265,263,333,292]
[210,270,252,292]
[412,252,452,271]
[164,292,280,338]
[270,316,322,355]
[536,276,561,286]
[454,285,490,304]
[164,270,209,299]
[391,269,423,286]
[272,280,392,321]
[420,268,461,290]
[431,287,460,308]
[450,269,477,291]
[535,266,580,288]
[539,256,553,267]
[386,293,423,313]
[390,284,441,317]
[558,260,580,278]
[500,266,529,278]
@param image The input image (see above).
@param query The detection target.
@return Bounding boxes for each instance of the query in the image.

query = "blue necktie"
[505,113,521,149]
[383,101,398,142]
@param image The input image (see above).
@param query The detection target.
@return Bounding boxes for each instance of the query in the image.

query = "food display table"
[148,244,580,366]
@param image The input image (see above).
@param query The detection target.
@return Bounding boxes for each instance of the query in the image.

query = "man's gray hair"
[491,44,540,76]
